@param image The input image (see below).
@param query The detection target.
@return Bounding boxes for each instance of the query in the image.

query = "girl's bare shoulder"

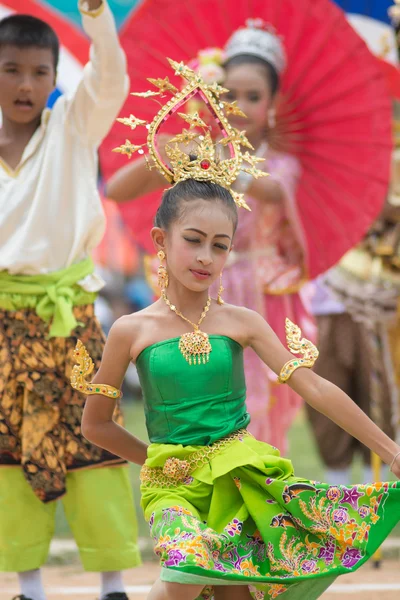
[108,303,161,353]
[211,302,267,347]
[217,301,259,321]
[112,301,182,362]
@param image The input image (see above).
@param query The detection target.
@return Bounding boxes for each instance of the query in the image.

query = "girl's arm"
[243,309,400,477]
[81,317,148,465]
[105,133,174,202]
[106,142,283,204]
[105,156,164,202]
[239,176,283,204]
[239,152,300,206]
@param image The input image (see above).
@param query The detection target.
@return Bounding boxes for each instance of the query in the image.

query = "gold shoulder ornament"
[70,340,122,399]
[278,319,319,384]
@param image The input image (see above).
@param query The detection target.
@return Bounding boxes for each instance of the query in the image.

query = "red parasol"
[377,57,400,99]
[100,0,393,278]
[93,198,139,276]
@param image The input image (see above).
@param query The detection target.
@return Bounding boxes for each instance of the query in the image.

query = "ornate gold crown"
[113,58,268,210]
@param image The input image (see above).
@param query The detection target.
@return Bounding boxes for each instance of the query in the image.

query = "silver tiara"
[224,19,286,74]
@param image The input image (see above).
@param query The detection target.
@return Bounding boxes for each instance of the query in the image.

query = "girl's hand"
[157,133,173,164]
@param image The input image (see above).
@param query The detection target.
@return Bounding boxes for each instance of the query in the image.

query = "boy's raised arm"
[67,0,129,144]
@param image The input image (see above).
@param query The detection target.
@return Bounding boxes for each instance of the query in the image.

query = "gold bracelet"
[79,1,105,18]
[70,340,122,399]
[277,319,319,384]
[390,450,400,472]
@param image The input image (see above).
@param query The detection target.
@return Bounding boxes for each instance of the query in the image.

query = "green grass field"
[55,399,370,540]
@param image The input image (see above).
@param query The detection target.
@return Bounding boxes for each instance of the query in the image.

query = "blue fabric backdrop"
[40,0,394,30]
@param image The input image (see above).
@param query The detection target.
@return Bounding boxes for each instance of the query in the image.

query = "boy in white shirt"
[0,2,140,599]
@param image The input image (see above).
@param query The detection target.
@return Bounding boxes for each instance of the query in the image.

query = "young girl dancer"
[75,61,400,600]
[106,21,310,452]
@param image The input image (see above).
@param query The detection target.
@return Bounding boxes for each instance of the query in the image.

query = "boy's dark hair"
[155,179,238,234]
[0,14,59,70]
[224,54,280,98]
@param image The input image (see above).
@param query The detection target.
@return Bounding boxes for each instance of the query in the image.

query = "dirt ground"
[1,560,400,600]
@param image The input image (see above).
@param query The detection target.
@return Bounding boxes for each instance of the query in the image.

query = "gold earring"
[157,250,169,290]
[268,109,276,129]
[217,272,224,305]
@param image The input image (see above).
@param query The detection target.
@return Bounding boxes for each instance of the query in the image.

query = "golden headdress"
[113,57,268,210]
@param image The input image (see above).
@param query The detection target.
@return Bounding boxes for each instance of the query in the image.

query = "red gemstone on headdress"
[201,160,210,170]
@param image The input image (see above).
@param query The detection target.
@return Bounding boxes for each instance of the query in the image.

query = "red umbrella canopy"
[101,0,393,278]
[93,199,139,276]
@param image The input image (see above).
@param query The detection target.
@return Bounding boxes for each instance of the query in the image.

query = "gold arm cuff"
[277,318,319,384]
[70,340,122,399]
[75,381,123,398]
[79,0,105,18]
[278,359,314,384]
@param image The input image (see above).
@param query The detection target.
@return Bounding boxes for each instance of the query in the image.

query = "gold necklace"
[161,290,212,365]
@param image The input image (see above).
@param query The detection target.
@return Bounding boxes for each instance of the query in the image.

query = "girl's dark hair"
[0,14,59,70]
[155,179,238,233]
[224,54,280,97]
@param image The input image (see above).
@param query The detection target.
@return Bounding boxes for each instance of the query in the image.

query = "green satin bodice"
[136,335,249,446]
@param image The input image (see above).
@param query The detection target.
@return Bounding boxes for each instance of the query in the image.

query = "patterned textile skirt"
[141,432,400,599]
[0,305,126,503]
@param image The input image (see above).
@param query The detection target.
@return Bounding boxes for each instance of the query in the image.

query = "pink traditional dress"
[221,146,314,452]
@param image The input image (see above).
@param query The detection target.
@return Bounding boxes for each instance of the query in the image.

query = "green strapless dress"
[136,336,400,599]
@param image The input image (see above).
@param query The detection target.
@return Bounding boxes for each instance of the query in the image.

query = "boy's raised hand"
[83,0,103,10]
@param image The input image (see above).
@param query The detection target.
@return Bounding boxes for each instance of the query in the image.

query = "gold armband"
[70,340,122,398]
[278,319,319,384]
[79,1,105,18]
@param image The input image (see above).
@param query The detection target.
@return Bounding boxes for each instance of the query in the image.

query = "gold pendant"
[178,330,212,365]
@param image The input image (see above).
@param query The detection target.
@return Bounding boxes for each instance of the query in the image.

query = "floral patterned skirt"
[141,433,400,599]
[0,305,126,503]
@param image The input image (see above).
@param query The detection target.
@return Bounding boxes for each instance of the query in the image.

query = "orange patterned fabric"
[0,305,126,503]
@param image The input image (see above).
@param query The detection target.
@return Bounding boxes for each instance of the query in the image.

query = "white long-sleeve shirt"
[0,1,129,281]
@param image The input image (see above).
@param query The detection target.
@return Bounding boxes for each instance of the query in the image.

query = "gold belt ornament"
[140,429,250,488]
